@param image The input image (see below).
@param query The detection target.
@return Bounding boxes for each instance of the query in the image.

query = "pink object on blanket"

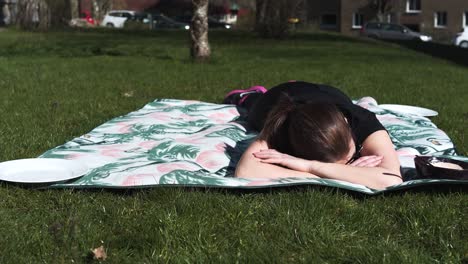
[239,86,267,105]
[224,85,267,105]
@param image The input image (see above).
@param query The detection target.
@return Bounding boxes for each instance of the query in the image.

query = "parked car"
[453,28,468,48]
[101,10,148,28]
[361,22,432,42]
[69,11,96,28]
[208,17,232,29]
[151,14,190,30]
[174,16,232,29]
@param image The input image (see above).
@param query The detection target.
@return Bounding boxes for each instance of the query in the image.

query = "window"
[381,24,392,30]
[320,14,337,29]
[434,12,447,28]
[464,11,468,28]
[121,12,132,19]
[406,0,421,13]
[352,13,364,29]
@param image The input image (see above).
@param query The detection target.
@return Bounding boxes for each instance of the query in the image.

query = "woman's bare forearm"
[308,161,402,190]
[235,138,402,189]
[252,148,402,190]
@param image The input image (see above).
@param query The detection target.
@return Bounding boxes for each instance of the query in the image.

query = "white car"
[101,10,146,28]
[454,28,468,48]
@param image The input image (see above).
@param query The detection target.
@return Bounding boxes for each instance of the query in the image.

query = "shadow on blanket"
[223,106,255,177]
[224,138,254,176]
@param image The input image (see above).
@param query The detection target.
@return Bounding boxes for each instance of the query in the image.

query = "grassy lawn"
[0,28,466,263]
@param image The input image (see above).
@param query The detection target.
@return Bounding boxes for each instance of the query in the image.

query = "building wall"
[418,0,467,40]
[306,0,341,31]
[340,0,379,36]
[393,0,468,40]
[311,0,468,41]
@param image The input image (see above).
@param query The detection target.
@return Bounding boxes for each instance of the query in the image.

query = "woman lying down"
[223,81,403,190]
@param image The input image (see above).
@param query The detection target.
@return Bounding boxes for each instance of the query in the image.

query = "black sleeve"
[341,104,386,146]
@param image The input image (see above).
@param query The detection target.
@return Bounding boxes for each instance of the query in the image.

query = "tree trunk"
[255,0,267,32]
[190,0,210,62]
[70,0,79,19]
[372,0,394,22]
[376,11,385,22]
[1,2,11,25]
[376,0,385,22]
[37,0,50,30]
[91,0,113,21]
[16,0,49,30]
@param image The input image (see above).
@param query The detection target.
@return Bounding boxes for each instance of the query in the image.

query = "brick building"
[306,0,468,41]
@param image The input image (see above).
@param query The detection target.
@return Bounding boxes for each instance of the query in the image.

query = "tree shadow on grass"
[274,33,468,68]
[289,32,371,44]
[390,40,468,68]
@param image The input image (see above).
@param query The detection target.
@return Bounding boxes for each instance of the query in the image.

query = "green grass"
[0,28,466,263]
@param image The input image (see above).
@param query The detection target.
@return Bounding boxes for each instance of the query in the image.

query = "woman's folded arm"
[236,131,403,190]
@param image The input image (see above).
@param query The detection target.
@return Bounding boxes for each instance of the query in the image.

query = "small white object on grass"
[0,158,88,183]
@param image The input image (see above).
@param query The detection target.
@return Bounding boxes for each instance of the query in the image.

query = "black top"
[247,81,385,147]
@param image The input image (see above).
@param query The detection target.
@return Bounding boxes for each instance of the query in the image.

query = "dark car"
[151,14,190,30]
[174,16,232,29]
[208,17,232,29]
[361,22,432,42]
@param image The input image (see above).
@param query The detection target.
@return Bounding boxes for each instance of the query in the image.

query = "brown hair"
[258,93,354,163]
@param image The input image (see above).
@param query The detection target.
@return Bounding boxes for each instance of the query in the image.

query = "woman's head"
[258,93,355,163]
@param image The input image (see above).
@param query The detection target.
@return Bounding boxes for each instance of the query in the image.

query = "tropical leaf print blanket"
[40,97,467,195]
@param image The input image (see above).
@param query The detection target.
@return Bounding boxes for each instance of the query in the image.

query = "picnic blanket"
[40,97,468,195]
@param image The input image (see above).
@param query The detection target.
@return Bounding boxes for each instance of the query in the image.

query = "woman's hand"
[235,140,320,179]
[253,149,314,173]
[348,155,383,167]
